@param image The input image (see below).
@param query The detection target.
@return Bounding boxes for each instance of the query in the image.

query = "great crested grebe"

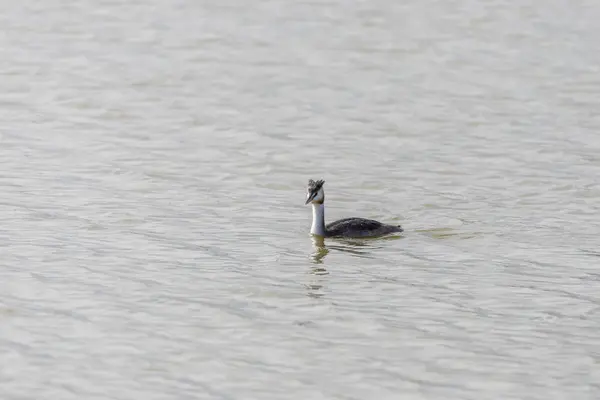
[305,179,403,238]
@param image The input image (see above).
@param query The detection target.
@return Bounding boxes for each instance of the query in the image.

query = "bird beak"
[305,193,315,205]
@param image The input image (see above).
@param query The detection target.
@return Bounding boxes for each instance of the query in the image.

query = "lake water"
[1,0,599,399]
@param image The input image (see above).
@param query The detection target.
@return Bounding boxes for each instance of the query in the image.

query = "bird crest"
[308,179,325,193]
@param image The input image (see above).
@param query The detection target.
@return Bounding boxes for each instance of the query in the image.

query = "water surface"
[1,0,600,399]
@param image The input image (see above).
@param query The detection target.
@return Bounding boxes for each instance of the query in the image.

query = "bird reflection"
[304,282,325,299]
[305,236,329,298]
[306,235,397,298]
[327,239,379,259]
[310,235,385,264]
[310,236,329,265]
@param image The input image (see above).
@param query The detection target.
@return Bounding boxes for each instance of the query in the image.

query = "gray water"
[1,0,600,399]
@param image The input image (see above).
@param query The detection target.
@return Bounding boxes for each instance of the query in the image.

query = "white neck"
[311,203,326,236]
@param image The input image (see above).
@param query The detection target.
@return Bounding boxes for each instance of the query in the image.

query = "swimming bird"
[305,179,403,238]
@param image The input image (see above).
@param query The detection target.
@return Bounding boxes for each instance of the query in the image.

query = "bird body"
[305,179,403,238]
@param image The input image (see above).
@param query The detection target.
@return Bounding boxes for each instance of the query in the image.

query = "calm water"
[1,0,600,399]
